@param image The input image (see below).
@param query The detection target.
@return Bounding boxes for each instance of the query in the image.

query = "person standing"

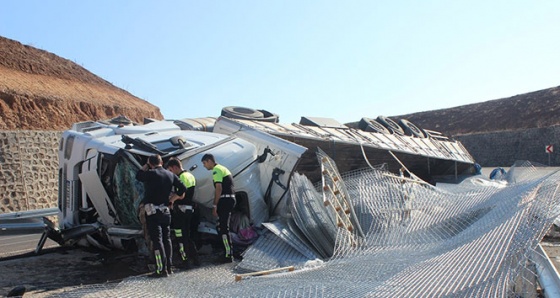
[136,154,187,278]
[166,157,201,268]
[201,153,235,263]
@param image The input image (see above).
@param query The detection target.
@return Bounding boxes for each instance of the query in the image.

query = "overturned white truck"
[39,116,306,253]
[38,108,477,255]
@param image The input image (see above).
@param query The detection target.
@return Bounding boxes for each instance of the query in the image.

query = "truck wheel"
[376,116,404,135]
[398,119,427,138]
[358,117,391,134]
[221,106,279,122]
[221,106,264,119]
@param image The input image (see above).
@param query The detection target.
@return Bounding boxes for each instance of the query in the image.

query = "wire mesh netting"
[43,156,560,297]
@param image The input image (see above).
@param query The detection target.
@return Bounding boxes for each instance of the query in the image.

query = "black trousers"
[217,197,235,257]
[146,209,172,273]
[171,207,199,262]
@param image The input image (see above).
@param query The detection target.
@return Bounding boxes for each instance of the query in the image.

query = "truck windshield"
[100,152,144,227]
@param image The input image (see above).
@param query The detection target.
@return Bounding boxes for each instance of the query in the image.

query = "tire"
[221,106,264,119]
[221,106,279,122]
[257,109,279,123]
[398,119,427,138]
[376,116,404,135]
[358,117,391,134]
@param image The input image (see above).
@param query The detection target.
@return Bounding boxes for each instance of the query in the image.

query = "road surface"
[0,227,58,258]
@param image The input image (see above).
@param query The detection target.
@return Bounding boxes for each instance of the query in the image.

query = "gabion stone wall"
[0,131,60,213]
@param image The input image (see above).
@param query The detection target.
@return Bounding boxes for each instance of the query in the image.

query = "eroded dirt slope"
[0,36,163,130]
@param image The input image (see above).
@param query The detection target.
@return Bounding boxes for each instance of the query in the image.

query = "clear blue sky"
[2,1,559,124]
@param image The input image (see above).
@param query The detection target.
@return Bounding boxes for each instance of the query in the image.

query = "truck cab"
[49,117,305,253]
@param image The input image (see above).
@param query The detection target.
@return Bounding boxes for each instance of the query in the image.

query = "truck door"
[79,149,120,226]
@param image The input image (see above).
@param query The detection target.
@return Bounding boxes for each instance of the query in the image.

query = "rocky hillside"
[394,85,560,137]
[0,36,163,130]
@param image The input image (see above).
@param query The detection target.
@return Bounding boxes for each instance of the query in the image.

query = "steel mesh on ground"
[43,158,560,297]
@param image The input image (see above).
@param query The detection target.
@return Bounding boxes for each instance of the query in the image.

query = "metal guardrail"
[533,244,560,298]
[0,207,58,230]
[0,207,58,220]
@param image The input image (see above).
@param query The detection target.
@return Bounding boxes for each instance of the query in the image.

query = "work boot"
[167,267,174,275]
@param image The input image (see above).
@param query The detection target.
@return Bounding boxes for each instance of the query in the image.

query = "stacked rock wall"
[0,131,60,213]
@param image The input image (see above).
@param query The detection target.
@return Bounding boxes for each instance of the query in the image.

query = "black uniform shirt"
[136,166,187,205]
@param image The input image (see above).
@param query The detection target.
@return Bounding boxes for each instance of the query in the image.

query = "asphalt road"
[0,227,59,258]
